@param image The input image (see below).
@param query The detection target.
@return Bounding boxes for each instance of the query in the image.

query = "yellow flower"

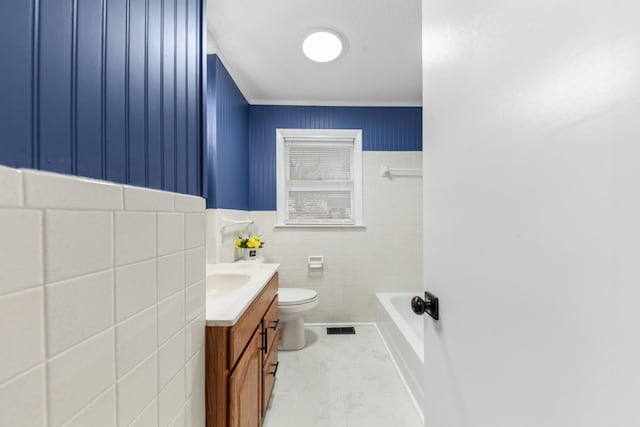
[235,238,243,248]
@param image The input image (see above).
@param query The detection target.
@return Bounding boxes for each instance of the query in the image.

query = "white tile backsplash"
[45,270,114,356]
[0,209,43,295]
[0,288,44,384]
[0,167,205,427]
[44,210,113,282]
[47,329,115,427]
[115,211,157,266]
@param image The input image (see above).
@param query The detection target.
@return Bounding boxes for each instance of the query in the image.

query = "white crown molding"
[248,99,423,107]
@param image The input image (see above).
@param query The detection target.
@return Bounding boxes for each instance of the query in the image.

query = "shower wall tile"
[0,166,206,426]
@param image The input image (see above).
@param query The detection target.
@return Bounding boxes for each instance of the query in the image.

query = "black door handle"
[411,291,439,320]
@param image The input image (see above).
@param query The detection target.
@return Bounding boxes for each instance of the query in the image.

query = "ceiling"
[206,0,422,106]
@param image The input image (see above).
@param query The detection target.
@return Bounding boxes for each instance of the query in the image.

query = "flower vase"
[244,248,259,260]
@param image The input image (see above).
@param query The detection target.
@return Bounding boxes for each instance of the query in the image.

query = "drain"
[326,327,356,335]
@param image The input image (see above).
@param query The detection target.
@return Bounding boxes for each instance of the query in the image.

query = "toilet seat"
[278,288,318,306]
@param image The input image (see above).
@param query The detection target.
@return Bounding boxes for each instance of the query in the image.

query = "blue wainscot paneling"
[248,105,422,210]
[0,0,205,196]
[206,55,250,210]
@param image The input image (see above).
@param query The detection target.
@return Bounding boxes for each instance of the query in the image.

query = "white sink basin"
[205,262,280,326]
[207,273,251,297]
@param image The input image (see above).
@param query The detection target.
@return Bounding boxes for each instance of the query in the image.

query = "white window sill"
[274,224,367,230]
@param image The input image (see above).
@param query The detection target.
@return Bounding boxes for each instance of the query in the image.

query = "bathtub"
[376,292,424,417]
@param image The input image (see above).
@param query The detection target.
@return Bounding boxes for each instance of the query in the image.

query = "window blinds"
[284,139,355,224]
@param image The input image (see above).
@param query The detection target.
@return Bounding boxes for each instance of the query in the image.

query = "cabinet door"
[262,335,279,416]
[229,326,263,427]
[262,298,279,355]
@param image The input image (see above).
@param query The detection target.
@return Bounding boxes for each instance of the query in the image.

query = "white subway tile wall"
[0,167,206,427]
[207,152,423,322]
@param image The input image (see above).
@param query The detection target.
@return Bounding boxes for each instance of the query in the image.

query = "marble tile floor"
[263,325,422,427]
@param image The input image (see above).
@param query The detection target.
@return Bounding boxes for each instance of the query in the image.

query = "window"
[276,129,363,227]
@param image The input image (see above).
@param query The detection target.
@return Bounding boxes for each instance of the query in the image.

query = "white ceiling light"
[302,30,345,63]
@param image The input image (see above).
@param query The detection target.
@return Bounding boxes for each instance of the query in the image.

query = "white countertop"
[205,262,279,327]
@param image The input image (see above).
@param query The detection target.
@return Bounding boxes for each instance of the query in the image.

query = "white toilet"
[277,288,319,350]
[234,256,318,350]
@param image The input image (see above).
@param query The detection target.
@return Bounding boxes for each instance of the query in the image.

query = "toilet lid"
[278,288,318,306]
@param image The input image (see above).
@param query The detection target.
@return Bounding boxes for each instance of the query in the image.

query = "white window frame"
[275,128,364,227]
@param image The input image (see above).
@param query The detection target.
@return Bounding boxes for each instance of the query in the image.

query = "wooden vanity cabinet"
[206,273,279,427]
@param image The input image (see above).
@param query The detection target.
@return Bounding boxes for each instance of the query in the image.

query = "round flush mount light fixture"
[302,30,346,63]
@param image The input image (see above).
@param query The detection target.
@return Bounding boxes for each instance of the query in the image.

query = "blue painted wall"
[206,55,250,210]
[0,0,205,196]
[248,105,422,210]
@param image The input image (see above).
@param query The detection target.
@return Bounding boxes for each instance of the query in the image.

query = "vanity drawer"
[262,339,279,416]
[262,298,279,358]
[229,273,278,368]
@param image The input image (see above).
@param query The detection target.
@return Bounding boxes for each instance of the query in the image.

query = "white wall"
[0,166,206,427]
[207,151,422,322]
[421,0,640,425]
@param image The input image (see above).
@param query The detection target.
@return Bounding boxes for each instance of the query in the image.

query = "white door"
[421,0,640,426]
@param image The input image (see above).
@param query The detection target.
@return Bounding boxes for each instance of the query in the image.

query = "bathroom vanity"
[205,263,280,427]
